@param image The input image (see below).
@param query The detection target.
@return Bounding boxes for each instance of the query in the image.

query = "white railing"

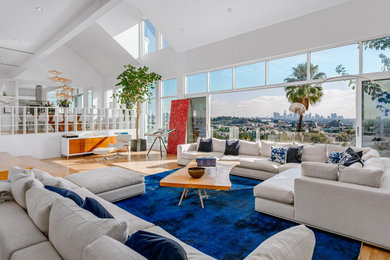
[0,106,137,135]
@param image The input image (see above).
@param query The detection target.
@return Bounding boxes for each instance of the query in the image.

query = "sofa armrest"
[244,225,315,260]
[295,176,390,248]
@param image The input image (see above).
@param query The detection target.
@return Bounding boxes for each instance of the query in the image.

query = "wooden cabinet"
[62,136,117,157]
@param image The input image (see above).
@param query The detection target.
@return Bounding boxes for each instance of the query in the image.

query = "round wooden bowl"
[188,167,205,178]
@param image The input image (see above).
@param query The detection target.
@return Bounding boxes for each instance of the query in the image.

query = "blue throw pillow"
[327,151,344,164]
[45,185,84,206]
[126,230,188,260]
[270,146,288,164]
[82,197,113,219]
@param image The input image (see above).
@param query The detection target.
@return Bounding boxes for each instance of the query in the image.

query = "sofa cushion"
[302,145,327,162]
[11,241,62,260]
[212,138,226,153]
[65,167,144,195]
[253,168,301,204]
[83,236,146,260]
[32,168,53,181]
[260,141,275,157]
[144,226,214,260]
[8,166,34,183]
[362,149,380,161]
[219,155,240,161]
[41,176,79,190]
[279,163,301,172]
[181,151,223,160]
[240,158,280,174]
[224,140,240,156]
[197,138,212,152]
[82,197,114,219]
[339,157,384,188]
[73,187,154,235]
[26,186,63,234]
[0,201,47,260]
[126,230,188,260]
[49,198,128,260]
[244,225,315,260]
[11,176,43,209]
[239,140,260,156]
[301,162,338,181]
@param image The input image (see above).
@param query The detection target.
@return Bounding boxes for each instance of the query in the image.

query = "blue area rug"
[116,169,361,259]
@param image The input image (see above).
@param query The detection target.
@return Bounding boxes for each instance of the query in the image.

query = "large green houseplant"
[114,65,161,151]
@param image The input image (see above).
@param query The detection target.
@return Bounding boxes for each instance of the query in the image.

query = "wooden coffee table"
[160,160,236,208]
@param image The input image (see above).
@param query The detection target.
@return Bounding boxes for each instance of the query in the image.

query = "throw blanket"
[0,181,13,201]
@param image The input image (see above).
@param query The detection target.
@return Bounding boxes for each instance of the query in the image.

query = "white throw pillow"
[260,141,276,157]
[362,149,380,161]
[245,225,315,260]
[49,198,128,260]
[239,140,260,156]
[301,162,338,180]
[212,138,226,153]
[8,166,34,183]
[83,236,147,260]
[11,176,43,209]
[32,168,53,181]
[26,186,63,234]
[302,145,327,162]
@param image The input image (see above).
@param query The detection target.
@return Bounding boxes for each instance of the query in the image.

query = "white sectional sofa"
[177,138,390,249]
[0,166,316,260]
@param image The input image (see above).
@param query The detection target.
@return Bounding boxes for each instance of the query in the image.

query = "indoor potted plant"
[114,64,161,151]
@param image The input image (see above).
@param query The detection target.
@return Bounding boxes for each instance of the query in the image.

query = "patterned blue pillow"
[270,146,288,164]
[326,151,344,164]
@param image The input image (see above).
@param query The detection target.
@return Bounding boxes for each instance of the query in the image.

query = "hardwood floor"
[1,151,390,259]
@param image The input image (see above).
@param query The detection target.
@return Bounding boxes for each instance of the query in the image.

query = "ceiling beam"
[11,0,124,78]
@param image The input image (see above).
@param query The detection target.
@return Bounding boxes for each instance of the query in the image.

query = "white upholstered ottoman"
[65,167,145,202]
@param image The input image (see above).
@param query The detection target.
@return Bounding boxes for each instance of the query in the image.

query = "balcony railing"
[0,106,136,135]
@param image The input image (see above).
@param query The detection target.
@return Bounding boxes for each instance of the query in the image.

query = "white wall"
[140,0,390,95]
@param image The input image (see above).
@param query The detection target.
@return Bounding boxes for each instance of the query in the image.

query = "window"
[162,36,169,49]
[162,79,177,97]
[147,100,156,132]
[149,83,156,98]
[209,68,232,92]
[186,73,207,94]
[143,20,156,54]
[162,98,175,129]
[235,62,265,88]
[87,89,93,108]
[268,54,307,85]
[72,89,83,108]
[105,89,113,108]
[362,78,390,156]
[311,44,359,78]
[211,80,355,144]
[363,36,390,73]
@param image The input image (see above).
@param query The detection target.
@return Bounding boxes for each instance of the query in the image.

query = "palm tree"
[284,63,326,132]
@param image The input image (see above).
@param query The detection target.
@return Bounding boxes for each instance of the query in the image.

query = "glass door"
[362,78,390,156]
[187,97,207,143]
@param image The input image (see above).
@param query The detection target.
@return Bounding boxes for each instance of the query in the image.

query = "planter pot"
[131,139,147,152]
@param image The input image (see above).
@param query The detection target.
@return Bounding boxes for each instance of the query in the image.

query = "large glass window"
[362,78,390,156]
[211,80,355,145]
[235,62,265,88]
[162,98,175,130]
[311,44,359,78]
[268,54,307,85]
[209,68,232,92]
[147,100,156,132]
[149,83,156,98]
[363,36,390,73]
[143,20,156,54]
[162,36,169,49]
[87,89,93,108]
[186,73,207,94]
[162,79,177,97]
[105,89,113,108]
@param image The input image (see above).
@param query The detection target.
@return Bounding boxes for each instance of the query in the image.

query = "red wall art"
[167,99,190,155]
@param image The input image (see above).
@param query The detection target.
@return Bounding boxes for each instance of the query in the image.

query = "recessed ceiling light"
[227,8,232,13]
[35,7,43,12]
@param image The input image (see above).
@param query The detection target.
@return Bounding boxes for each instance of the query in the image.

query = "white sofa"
[178,139,390,249]
[0,166,316,260]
